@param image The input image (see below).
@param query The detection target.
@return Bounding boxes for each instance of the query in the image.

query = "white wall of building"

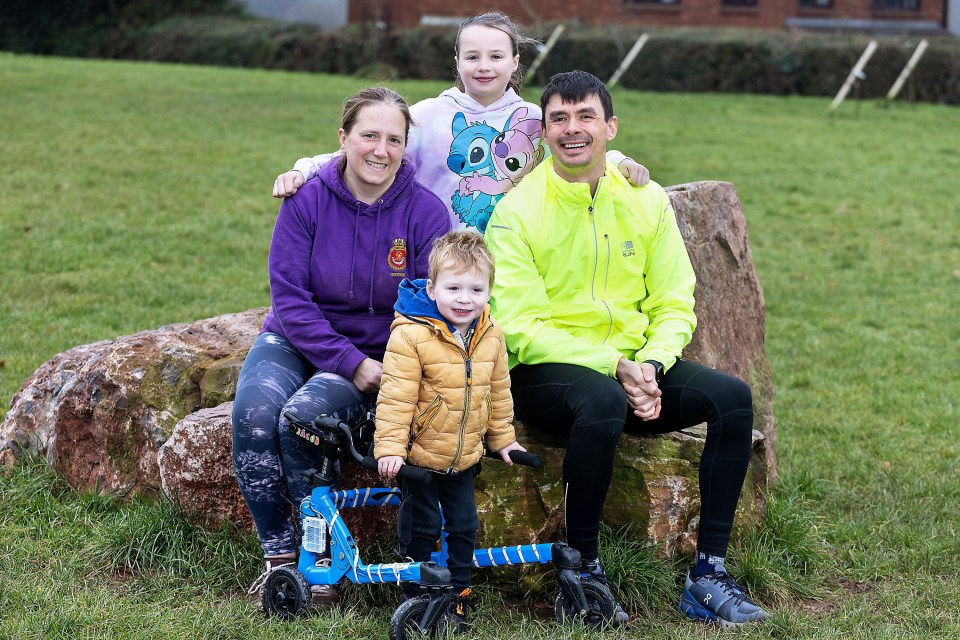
[949,0,960,36]
[242,0,347,30]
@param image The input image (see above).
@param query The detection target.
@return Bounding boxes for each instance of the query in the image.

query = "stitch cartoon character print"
[448,107,543,233]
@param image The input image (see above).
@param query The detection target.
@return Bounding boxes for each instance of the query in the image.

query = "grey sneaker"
[580,560,630,625]
[678,570,771,627]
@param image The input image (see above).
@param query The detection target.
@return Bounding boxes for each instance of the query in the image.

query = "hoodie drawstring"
[369,200,383,315]
[348,201,361,300]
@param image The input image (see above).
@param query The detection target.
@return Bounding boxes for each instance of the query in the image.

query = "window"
[722,0,758,6]
[872,0,919,9]
[625,0,681,5]
[800,0,833,7]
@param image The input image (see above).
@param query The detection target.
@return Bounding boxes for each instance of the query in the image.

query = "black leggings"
[509,360,753,560]
[398,465,479,592]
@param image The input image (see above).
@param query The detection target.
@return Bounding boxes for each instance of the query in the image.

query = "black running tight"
[509,360,753,560]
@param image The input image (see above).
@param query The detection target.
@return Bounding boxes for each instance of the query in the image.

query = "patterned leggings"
[231,332,374,556]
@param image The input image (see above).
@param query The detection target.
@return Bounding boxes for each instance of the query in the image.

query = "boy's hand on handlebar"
[273,170,305,198]
[496,441,526,466]
[378,455,405,479]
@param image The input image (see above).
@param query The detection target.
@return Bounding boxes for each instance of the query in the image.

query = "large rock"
[2,181,774,554]
[668,181,777,477]
[475,423,766,556]
[0,309,266,494]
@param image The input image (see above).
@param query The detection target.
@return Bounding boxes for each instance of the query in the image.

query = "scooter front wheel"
[263,566,310,619]
[554,579,616,628]
[390,595,457,640]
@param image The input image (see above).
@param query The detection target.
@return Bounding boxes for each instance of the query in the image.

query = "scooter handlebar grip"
[508,450,542,468]
[362,456,433,484]
[485,449,543,468]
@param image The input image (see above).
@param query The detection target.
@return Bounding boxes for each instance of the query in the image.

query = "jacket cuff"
[635,350,677,372]
[373,442,408,459]
[336,349,368,382]
[291,159,314,179]
[608,353,625,379]
[486,428,517,452]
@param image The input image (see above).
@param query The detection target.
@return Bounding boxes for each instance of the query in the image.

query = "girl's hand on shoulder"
[618,158,650,187]
[273,170,305,198]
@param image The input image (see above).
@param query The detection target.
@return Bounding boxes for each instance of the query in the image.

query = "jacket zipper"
[446,323,492,473]
[408,395,443,451]
[589,202,614,345]
[601,233,613,345]
[448,357,471,473]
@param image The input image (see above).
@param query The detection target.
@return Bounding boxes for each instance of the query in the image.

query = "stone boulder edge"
[0,309,267,495]
[667,181,776,476]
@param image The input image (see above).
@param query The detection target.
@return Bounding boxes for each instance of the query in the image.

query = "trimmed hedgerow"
[3,11,958,104]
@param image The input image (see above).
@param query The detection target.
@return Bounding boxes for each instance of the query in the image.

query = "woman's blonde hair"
[340,86,413,141]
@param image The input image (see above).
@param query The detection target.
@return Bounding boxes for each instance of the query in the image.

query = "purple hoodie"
[261,160,451,379]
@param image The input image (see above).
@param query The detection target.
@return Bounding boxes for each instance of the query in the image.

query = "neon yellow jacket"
[485,158,696,377]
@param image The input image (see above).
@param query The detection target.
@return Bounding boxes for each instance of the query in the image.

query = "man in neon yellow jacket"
[485,71,770,628]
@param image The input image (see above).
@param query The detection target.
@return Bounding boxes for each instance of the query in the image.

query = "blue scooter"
[261,412,618,638]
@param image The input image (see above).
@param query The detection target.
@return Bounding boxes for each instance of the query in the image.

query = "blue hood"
[395,278,470,335]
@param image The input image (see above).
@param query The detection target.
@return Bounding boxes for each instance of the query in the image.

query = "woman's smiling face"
[338,103,406,202]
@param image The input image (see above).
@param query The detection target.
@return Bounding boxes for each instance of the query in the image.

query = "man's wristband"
[641,360,664,385]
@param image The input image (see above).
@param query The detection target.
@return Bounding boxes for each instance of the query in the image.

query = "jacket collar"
[318,160,416,213]
[545,156,625,206]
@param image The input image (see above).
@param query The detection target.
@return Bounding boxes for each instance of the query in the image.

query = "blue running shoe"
[678,570,770,628]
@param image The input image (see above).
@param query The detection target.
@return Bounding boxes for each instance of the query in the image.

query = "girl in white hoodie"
[273,12,648,233]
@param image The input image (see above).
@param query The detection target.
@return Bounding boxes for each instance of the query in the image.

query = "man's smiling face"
[541,93,618,179]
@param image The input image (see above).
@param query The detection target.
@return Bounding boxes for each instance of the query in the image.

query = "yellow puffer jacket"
[374,305,515,474]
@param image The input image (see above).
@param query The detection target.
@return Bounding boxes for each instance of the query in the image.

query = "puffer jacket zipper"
[446,323,493,473]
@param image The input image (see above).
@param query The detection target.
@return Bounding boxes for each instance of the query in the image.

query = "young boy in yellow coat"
[375,230,525,618]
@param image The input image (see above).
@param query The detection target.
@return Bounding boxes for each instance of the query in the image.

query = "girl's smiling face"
[455,25,519,107]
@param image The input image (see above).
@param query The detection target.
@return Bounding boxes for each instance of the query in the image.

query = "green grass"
[1,52,959,638]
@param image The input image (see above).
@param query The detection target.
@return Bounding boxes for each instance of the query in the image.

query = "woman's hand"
[273,170,305,198]
[378,455,405,479]
[352,358,383,393]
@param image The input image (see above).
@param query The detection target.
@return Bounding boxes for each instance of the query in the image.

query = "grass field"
[1,53,958,639]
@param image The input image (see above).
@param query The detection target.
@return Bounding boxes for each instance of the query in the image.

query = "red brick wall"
[349,0,942,30]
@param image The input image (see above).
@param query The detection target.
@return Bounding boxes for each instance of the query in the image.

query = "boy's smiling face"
[427,264,491,334]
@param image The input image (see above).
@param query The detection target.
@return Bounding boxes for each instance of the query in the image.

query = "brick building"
[349,0,957,34]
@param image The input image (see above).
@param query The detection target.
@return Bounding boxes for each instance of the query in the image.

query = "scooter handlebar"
[361,456,434,484]
[485,449,543,468]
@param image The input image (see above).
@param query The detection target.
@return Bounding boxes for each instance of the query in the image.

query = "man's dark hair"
[540,70,614,125]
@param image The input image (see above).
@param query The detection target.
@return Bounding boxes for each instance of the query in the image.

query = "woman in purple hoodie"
[233,87,451,604]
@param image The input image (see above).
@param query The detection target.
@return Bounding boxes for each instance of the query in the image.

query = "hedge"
[4,14,959,104]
